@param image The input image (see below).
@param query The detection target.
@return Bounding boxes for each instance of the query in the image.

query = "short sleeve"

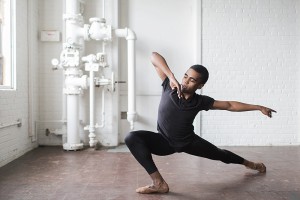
[161,77,171,91]
[200,95,215,111]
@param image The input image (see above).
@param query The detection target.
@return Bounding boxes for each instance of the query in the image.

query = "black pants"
[125,130,245,174]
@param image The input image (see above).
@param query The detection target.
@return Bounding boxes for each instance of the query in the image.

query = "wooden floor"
[0,145,299,200]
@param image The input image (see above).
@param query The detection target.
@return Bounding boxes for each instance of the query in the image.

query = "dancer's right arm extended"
[150,52,182,97]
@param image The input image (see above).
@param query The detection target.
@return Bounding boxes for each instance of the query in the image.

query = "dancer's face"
[181,68,204,93]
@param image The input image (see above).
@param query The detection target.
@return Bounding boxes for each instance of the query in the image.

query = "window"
[0,0,15,89]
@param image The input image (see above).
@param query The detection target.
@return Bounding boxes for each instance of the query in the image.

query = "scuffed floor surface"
[0,146,299,200]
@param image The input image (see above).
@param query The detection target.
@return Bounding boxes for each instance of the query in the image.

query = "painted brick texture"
[201,0,299,145]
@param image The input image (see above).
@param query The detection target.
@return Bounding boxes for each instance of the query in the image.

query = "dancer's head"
[181,65,209,93]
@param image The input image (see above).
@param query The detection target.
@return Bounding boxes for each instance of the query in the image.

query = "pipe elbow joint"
[115,28,136,40]
[126,28,136,40]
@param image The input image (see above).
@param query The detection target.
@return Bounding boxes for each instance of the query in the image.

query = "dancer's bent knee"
[124,131,137,147]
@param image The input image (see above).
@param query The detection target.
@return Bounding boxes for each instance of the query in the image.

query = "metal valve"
[94,72,126,91]
[111,72,126,91]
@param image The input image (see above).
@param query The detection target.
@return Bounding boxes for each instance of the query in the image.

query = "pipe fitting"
[65,75,88,91]
[126,28,136,40]
[127,111,137,130]
[88,17,112,41]
[95,77,110,86]
[65,20,85,46]
[64,68,83,76]
[88,132,97,147]
[83,24,91,41]
[82,54,97,63]
[114,28,136,40]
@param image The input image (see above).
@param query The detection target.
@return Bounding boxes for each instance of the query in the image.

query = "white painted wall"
[0,0,299,167]
[38,0,64,145]
[201,0,299,145]
[119,0,197,141]
[0,0,39,167]
[34,0,300,148]
[297,0,300,145]
[119,0,300,146]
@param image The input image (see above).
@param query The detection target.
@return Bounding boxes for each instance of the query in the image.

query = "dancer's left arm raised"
[212,100,276,118]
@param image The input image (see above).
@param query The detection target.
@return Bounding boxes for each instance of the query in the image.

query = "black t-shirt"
[157,77,215,148]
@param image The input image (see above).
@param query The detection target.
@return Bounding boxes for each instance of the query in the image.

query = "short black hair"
[190,64,209,84]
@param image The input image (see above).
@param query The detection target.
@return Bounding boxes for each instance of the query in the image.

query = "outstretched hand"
[260,106,277,118]
[169,76,182,98]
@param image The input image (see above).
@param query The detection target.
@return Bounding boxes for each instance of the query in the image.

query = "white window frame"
[0,0,15,90]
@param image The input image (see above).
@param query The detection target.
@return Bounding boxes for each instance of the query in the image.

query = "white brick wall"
[297,0,300,145]
[201,0,299,145]
[37,0,64,145]
[6,0,296,155]
[118,0,299,146]
[3,0,298,168]
[0,0,38,167]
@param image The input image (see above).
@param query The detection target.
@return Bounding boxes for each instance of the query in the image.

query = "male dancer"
[125,52,276,194]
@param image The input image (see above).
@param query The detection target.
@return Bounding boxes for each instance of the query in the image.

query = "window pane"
[0,0,3,85]
[0,0,15,89]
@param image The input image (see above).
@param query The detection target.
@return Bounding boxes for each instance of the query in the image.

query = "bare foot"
[246,162,266,173]
[136,181,169,194]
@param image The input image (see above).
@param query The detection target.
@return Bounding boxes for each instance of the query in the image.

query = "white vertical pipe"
[194,0,203,136]
[65,0,85,46]
[102,0,105,19]
[63,0,84,150]
[66,0,80,15]
[89,71,96,146]
[89,72,95,128]
[114,28,137,129]
[27,0,35,142]
[102,41,106,53]
[67,95,79,145]
[95,88,105,128]
[100,88,105,127]
[62,74,67,122]
[62,74,67,144]
[127,39,136,129]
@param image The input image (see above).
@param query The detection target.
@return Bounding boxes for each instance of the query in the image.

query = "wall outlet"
[121,112,127,119]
